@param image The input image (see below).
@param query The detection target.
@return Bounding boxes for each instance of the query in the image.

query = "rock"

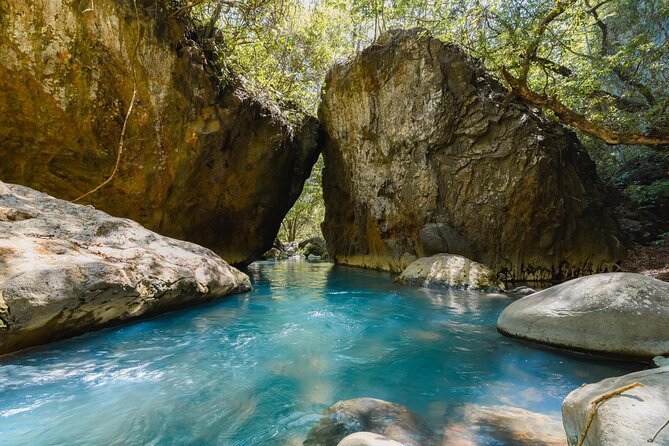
[652,356,669,368]
[562,366,669,446]
[304,398,435,446]
[319,28,623,280]
[262,247,288,260]
[321,251,332,261]
[463,404,567,445]
[337,432,405,446]
[497,272,669,358]
[0,0,319,266]
[299,237,327,258]
[0,182,251,355]
[285,241,300,256]
[395,254,504,291]
[505,286,537,297]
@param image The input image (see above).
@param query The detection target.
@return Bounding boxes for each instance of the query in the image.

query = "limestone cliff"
[0,0,319,265]
[320,29,624,281]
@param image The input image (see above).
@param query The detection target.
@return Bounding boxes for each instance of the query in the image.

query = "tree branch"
[502,69,669,145]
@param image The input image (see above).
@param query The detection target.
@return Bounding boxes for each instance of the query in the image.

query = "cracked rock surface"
[0,181,250,355]
[320,29,623,280]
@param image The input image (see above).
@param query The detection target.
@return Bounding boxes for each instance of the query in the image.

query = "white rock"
[497,273,669,358]
[562,366,669,446]
[396,253,504,291]
[337,432,405,446]
[0,182,251,354]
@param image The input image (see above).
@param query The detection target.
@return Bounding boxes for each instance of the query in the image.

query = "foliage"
[279,155,325,242]
[179,0,668,144]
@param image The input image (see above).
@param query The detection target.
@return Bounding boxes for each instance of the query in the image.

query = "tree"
[279,155,325,242]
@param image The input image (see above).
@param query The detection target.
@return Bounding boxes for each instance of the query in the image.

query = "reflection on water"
[0,261,641,445]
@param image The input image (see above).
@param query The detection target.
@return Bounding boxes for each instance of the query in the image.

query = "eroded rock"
[304,398,435,446]
[395,253,504,291]
[337,432,405,446]
[0,0,319,265]
[562,367,669,446]
[319,29,623,280]
[497,272,669,358]
[0,181,250,355]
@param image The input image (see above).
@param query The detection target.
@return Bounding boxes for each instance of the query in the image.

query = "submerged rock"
[395,254,504,291]
[562,366,669,446]
[0,0,319,266]
[497,273,669,358]
[463,405,567,445]
[0,181,250,355]
[337,432,404,446]
[304,398,435,446]
[319,28,623,280]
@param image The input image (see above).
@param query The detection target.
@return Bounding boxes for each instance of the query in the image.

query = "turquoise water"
[0,261,641,445]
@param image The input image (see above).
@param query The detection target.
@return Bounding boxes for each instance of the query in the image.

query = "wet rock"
[0,181,250,355]
[497,272,669,359]
[0,0,319,266]
[505,286,537,298]
[304,398,435,446]
[562,366,669,446]
[319,28,623,280]
[395,254,504,291]
[463,405,567,446]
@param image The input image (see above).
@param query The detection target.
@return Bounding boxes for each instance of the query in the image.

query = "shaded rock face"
[0,0,320,265]
[396,253,504,291]
[562,367,669,446]
[304,398,435,446]
[497,272,669,359]
[319,29,623,280]
[0,181,250,355]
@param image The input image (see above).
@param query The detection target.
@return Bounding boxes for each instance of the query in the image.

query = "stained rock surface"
[497,272,669,359]
[395,253,504,291]
[0,0,319,265]
[304,398,435,446]
[0,181,250,355]
[562,367,669,446]
[319,28,623,280]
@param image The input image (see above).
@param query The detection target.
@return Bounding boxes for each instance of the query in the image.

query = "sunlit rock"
[0,181,250,355]
[497,272,669,359]
[319,28,624,280]
[0,0,319,265]
[396,253,504,291]
[337,432,405,446]
[562,366,669,446]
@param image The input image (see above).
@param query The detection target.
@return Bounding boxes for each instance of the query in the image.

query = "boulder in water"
[0,181,250,355]
[562,366,669,446]
[396,253,504,291]
[497,272,669,359]
[319,28,624,280]
[304,398,435,446]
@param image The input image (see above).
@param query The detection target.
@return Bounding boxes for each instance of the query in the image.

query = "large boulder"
[0,181,251,355]
[562,366,669,446]
[497,273,669,359]
[304,398,435,446]
[0,0,319,266]
[319,29,623,280]
[395,253,504,291]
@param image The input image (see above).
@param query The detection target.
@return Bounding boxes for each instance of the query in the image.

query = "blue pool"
[0,261,641,445]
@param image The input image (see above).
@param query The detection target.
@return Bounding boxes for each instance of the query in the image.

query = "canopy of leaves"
[179,0,668,144]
